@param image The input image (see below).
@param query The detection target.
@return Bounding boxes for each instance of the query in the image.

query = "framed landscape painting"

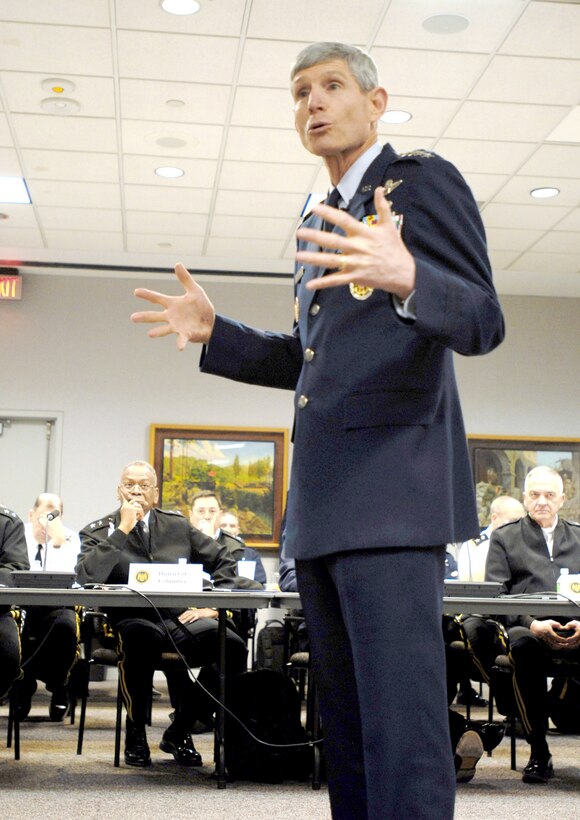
[150,425,288,548]
[468,435,580,528]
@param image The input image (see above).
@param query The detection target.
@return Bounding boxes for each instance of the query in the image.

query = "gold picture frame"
[150,424,288,548]
[468,435,580,527]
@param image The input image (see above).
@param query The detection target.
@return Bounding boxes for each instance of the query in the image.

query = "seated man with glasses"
[76,460,260,769]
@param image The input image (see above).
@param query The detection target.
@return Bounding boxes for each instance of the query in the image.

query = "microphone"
[46,510,60,522]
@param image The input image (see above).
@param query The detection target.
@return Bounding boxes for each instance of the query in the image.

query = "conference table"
[1,586,578,786]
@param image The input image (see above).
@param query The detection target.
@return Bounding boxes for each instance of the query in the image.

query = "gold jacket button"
[297,395,309,409]
[309,303,320,316]
[304,348,315,362]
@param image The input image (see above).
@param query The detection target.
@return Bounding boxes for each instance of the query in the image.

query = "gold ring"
[337,255,347,271]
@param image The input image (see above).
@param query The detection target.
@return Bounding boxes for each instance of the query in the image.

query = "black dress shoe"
[14,678,37,722]
[455,730,484,783]
[457,688,488,708]
[522,753,554,784]
[160,727,202,766]
[49,686,70,722]
[125,720,151,768]
[467,720,506,753]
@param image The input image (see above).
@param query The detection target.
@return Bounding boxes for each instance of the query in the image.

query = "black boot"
[160,722,202,766]
[125,718,151,767]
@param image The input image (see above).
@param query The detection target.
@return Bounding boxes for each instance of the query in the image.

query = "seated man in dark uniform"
[76,460,260,769]
[486,465,580,784]
[0,506,29,699]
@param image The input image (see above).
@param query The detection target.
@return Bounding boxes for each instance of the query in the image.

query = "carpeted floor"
[1,681,579,820]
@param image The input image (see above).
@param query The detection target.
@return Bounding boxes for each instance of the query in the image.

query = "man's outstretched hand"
[131,262,216,351]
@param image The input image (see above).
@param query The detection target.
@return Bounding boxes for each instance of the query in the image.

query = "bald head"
[489,495,525,530]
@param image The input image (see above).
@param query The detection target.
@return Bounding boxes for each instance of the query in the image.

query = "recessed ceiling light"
[155,136,188,149]
[530,187,560,199]
[380,110,412,125]
[422,14,470,35]
[158,242,173,248]
[160,0,200,15]
[165,99,186,108]
[155,166,185,178]
[0,177,32,204]
[40,97,81,115]
[41,77,75,94]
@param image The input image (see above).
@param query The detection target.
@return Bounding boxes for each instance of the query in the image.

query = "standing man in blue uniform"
[131,42,504,820]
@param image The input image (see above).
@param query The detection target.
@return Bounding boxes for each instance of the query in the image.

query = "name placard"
[559,573,580,601]
[128,562,203,592]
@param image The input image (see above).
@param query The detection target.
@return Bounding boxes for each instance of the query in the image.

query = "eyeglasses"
[121,481,155,492]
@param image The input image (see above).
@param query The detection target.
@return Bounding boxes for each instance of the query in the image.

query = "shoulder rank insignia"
[400,149,435,158]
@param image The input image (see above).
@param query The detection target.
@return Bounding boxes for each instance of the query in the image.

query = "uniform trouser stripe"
[116,633,134,722]
[509,649,533,736]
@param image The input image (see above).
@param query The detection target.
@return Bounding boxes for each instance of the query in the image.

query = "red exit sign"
[0,273,21,300]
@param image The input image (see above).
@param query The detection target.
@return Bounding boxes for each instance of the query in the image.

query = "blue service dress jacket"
[200,143,505,560]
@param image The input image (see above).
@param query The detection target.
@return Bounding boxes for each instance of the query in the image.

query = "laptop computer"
[11,570,77,589]
[444,580,503,598]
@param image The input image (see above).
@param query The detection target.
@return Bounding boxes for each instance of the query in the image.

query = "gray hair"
[290,42,379,92]
[524,466,563,492]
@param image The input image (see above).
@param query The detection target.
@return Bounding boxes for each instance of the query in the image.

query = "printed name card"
[128,562,203,592]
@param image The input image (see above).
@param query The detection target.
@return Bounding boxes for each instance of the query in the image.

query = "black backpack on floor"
[225,668,312,783]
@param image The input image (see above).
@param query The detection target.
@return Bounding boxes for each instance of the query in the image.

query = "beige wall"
[2,272,579,577]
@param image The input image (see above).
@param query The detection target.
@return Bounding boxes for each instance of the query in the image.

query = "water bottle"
[556,567,569,595]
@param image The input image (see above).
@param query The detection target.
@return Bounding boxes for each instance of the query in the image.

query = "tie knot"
[326,187,341,209]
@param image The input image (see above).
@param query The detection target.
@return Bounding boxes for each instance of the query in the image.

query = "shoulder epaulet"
[472,532,489,546]
[0,506,19,520]
[87,517,109,531]
[565,519,580,527]
[156,508,183,517]
[397,149,436,160]
[494,519,519,532]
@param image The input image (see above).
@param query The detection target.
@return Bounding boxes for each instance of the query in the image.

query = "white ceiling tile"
[116,0,247,36]
[0,22,112,75]
[485,226,544,251]
[1,71,116,117]
[0,113,14,146]
[546,105,580,144]
[27,179,121,209]
[231,87,294,129]
[0,226,44,246]
[119,79,230,125]
[435,138,537,175]
[43,230,124,252]
[237,39,307,89]
[122,120,223,159]
[123,155,218,188]
[126,234,205,256]
[11,113,118,152]
[0,146,22,174]
[371,48,489,98]
[224,126,318,164]
[378,96,460,139]
[508,252,580,276]
[462,172,510,202]
[214,190,304,219]
[488,249,521,271]
[22,149,119,183]
[220,160,320,193]
[374,0,526,52]
[482,202,570,230]
[117,31,238,85]
[206,236,288,259]
[0,203,38,228]
[471,55,580,106]
[125,210,208,237]
[557,208,580,232]
[123,185,212,214]
[38,207,122,231]
[494,175,580,207]
[247,0,382,42]
[500,2,580,59]
[0,1,109,26]
[444,101,569,142]
[527,231,580,255]
[211,215,295,241]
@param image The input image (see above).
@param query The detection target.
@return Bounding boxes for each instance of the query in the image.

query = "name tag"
[128,562,203,592]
